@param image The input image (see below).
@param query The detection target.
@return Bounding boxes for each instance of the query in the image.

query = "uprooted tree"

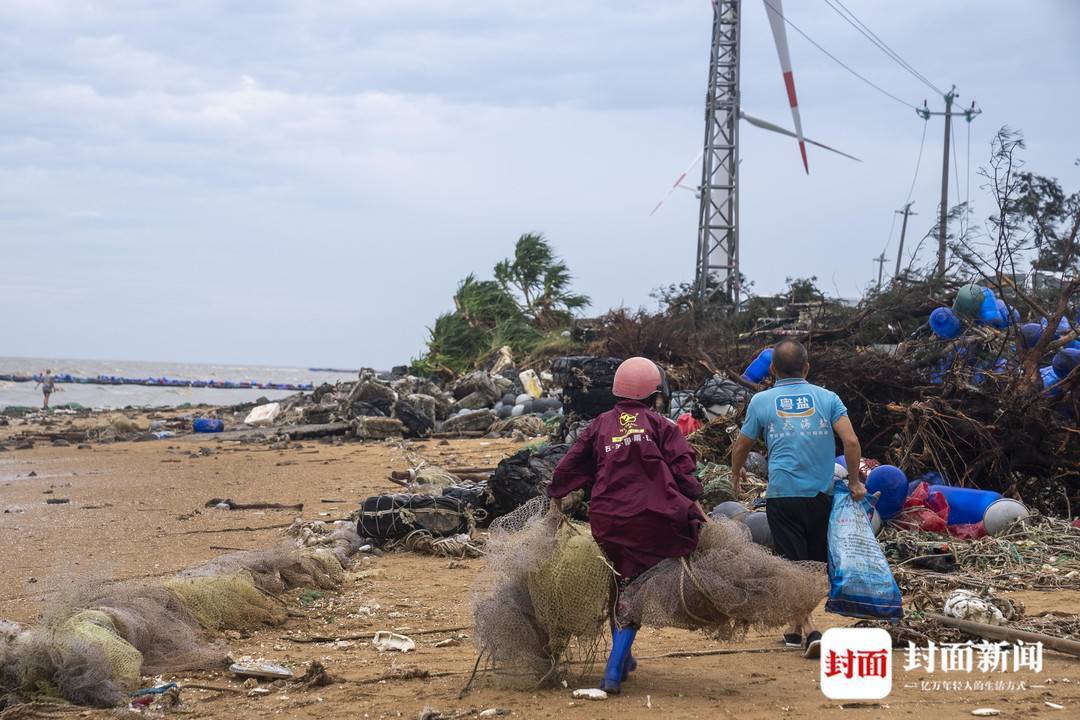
[417,234,588,375]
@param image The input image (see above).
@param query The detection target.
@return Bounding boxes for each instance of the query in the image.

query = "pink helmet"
[612,357,667,400]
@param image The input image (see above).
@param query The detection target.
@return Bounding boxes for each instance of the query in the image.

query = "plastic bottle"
[929,307,962,339]
[518,369,544,399]
[741,347,774,384]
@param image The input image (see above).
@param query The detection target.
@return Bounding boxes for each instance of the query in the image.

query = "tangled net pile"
[620,517,828,639]
[471,497,613,688]
[0,522,363,709]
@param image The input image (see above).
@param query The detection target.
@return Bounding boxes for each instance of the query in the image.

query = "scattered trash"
[371,631,416,652]
[970,710,1000,717]
[572,688,608,701]
[229,660,294,680]
[943,590,1006,626]
[244,402,282,427]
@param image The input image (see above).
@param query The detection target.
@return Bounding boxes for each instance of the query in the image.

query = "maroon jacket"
[547,400,706,578]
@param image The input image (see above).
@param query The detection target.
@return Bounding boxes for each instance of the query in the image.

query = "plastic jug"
[929,307,962,339]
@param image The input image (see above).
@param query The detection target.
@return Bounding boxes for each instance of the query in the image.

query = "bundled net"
[163,572,287,632]
[472,497,613,688]
[619,517,828,639]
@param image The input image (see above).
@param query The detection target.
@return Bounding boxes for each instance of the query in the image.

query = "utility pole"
[918,87,980,278]
[874,253,887,291]
[893,202,917,279]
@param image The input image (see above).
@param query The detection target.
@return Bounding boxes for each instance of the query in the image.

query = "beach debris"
[205,498,304,511]
[244,402,282,427]
[229,659,294,680]
[943,590,1006,626]
[572,688,608,701]
[372,631,416,652]
[970,709,1000,717]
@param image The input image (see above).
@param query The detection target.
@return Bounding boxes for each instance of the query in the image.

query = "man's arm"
[730,432,756,496]
[832,415,866,501]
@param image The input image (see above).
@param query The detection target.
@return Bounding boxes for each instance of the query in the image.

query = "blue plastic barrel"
[929,307,962,339]
[866,465,908,520]
[1040,316,1071,339]
[1041,365,1062,393]
[193,417,225,433]
[1019,323,1044,349]
[741,347,774,384]
[928,484,1002,525]
[1053,347,1080,378]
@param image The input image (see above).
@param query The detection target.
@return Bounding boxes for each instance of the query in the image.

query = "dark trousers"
[765,492,831,563]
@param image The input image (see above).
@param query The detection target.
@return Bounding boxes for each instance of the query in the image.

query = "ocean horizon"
[0,356,357,410]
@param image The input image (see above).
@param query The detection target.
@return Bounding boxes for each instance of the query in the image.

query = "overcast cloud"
[2,1,1078,368]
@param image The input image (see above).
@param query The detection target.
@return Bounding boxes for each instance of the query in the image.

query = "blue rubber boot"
[610,621,637,680]
[600,626,638,694]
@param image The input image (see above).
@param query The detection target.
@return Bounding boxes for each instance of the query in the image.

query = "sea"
[0,357,358,410]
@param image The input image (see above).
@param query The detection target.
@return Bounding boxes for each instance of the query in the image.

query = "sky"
[2,0,1078,369]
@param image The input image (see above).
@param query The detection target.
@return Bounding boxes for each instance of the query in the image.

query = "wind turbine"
[652,0,860,306]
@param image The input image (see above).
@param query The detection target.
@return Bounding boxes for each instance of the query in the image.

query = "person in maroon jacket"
[547,357,706,694]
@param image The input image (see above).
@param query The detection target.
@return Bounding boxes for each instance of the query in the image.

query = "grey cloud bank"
[1,1,1077,368]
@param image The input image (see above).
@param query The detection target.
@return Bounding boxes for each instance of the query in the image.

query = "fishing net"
[472,497,613,689]
[1,526,361,709]
[163,572,286,632]
[178,544,348,595]
[51,612,142,691]
[43,582,228,675]
[619,517,829,639]
[4,626,130,708]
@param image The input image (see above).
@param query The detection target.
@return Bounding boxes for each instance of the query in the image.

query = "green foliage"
[418,236,585,374]
[784,276,824,303]
[494,233,590,329]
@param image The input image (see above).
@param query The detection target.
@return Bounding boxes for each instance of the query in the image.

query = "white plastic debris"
[244,402,282,427]
[519,369,544,399]
[371,631,416,652]
[1045,701,1064,710]
[572,688,608,701]
[229,660,293,680]
[943,590,1006,626]
[478,709,508,718]
[971,710,1000,717]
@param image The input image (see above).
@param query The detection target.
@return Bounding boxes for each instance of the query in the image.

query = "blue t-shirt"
[740,378,848,498]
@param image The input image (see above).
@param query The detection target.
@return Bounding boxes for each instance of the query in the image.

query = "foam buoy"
[744,511,773,548]
[866,465,908,520]
[711,501,749,522]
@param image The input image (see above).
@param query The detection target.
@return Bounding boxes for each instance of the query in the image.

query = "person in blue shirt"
[731,339,865,659]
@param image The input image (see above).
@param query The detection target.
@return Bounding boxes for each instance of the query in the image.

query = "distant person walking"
[35,369,56,410]
[730,340,865,659]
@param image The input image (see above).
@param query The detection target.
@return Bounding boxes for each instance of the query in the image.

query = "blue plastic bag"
[825,479,903,620]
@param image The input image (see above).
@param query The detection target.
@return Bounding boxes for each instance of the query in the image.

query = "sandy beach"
[2,415,1077,720]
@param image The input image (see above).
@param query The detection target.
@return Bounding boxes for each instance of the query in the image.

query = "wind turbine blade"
[763,0,809,174]
[740,111,862,162]
[650,150,704,216]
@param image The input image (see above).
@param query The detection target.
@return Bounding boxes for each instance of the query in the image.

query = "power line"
[905,117,929,206]
[821,0,946,97]
[761,0,919,110]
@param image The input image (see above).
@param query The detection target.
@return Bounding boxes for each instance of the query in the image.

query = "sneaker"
[783,633,802,649]
[803,631,822,659]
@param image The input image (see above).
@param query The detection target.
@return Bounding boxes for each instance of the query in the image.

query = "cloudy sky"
[2,1,1078,369]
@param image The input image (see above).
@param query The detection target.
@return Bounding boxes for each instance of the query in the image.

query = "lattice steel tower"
[695,0,742,306]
